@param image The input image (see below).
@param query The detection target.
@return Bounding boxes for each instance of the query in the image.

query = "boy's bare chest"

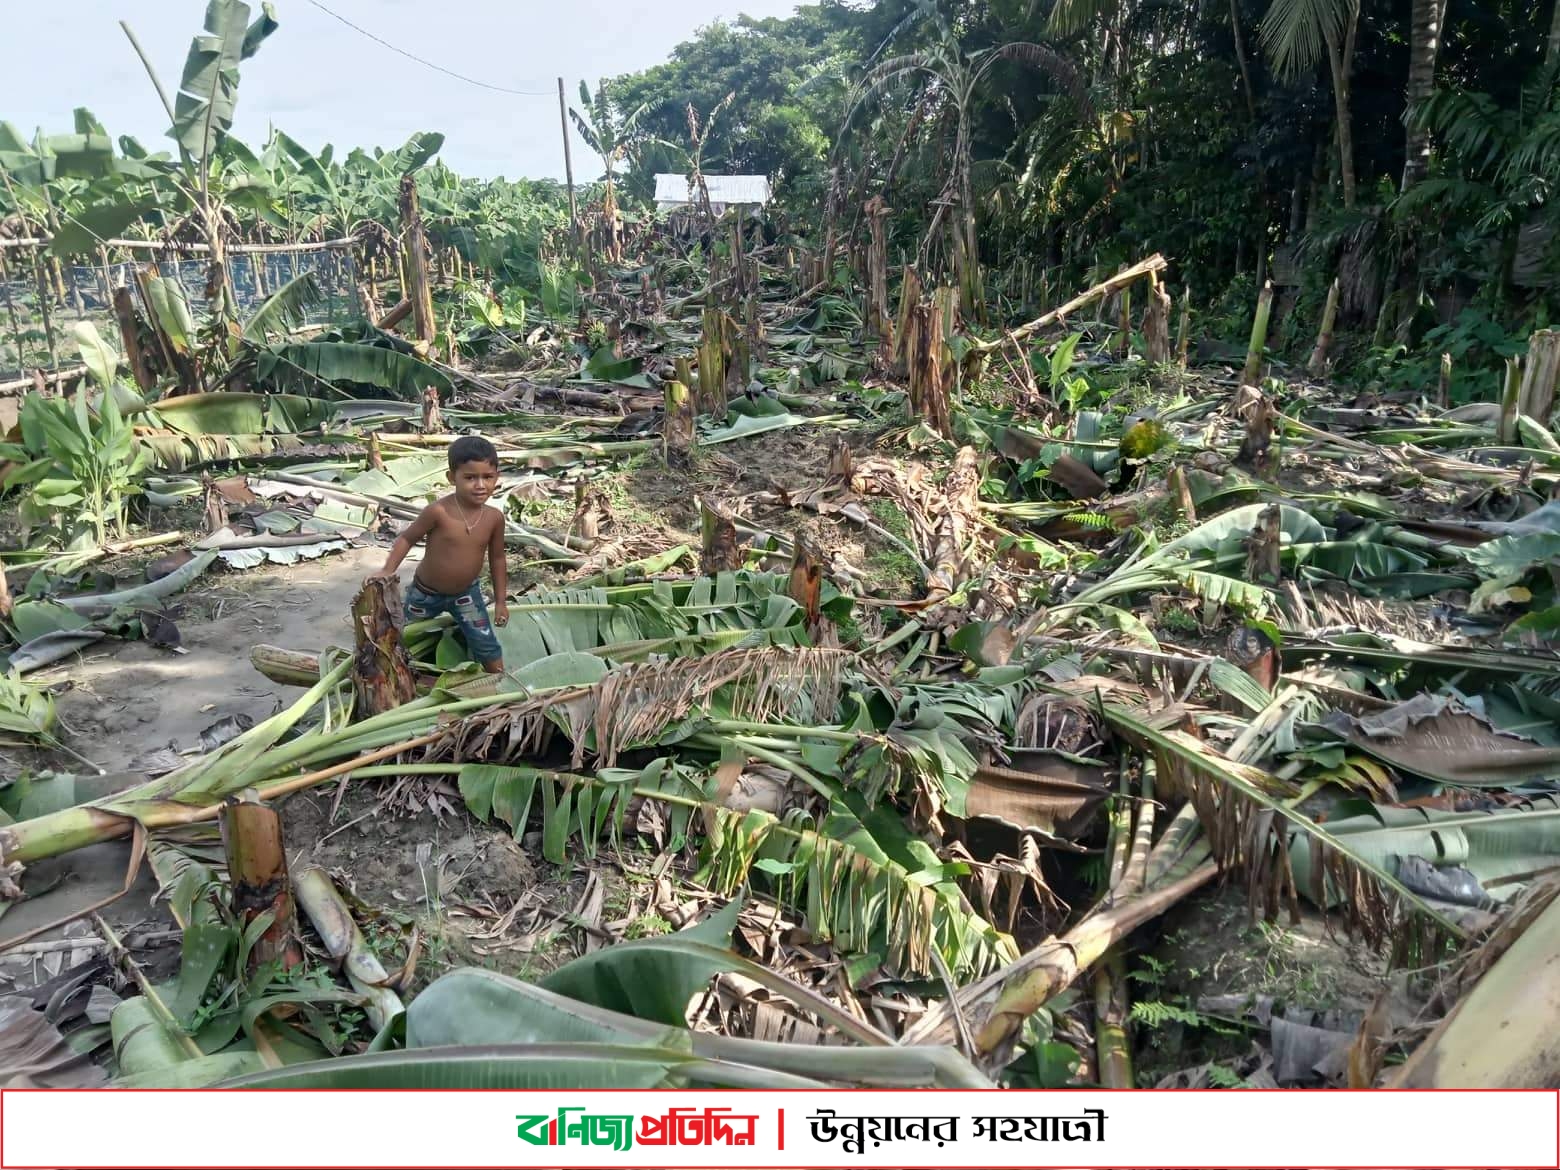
[427,502,496,546]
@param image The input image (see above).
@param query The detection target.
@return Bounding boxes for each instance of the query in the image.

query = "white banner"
[2,1087,1556,1169]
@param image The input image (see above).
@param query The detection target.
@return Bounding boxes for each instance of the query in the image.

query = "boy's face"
[449,459,500,506]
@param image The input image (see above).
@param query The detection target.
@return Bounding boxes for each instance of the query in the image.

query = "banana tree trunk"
[864,195,892,341]
[955,115,983,324]
[112,287,157,393]
[201,208,235,329]
[1401,0,1445,191]
[398,174,436,350]
[351,578,417,716]
[294,866,404,1033]
[904,861,1217,1061]
[220,791,302,973]
[1518,329,1560,425]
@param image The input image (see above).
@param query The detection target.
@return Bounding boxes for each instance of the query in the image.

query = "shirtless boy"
[374,435,509,674]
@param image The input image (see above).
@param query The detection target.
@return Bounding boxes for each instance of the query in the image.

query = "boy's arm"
[375,506,437,578]
[488,513,509,625]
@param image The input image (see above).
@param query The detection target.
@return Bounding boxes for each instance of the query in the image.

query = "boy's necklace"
[453,498,482,533]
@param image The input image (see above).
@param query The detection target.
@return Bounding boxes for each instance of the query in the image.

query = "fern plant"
[1130,999,1208,1029]
[1205,1064,1249,1088]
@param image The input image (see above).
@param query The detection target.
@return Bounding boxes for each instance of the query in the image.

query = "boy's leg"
[402,578,445,626]
[452,584,505,674]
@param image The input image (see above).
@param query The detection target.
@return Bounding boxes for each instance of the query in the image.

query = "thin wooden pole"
[558,77,579,253]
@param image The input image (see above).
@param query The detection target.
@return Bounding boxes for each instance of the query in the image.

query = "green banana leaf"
[1149,503,1326,567]
[216,1043,823,1089]
[456,758,1014,980]
[170,0,279,158]
[144,393,332,437]
[134,432,334,472]
[1288,796,1560,907]
[0,671,57,740]
[48,199,158,256]
[491,572,849,672]
[144,275,197,355]
[71,322,121,389]
[535,900,745,1027]
[256,342,452,400]
[342,963,989,1088]
[241,272,325,342]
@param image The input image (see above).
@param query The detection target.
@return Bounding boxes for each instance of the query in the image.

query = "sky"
[4,0,804,181]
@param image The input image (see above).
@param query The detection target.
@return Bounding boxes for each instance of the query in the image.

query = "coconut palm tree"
[1549,0,1560,76]
[1259,0,1361,209]
[1394,65,1560,292]
[1401,0,1448,192]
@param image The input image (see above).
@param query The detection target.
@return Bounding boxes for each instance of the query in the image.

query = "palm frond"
[1046,0,1114,37]
[1414,87,1513,174]
[1501,109,1560,187]
[1259,0,1349,81]
[840,53,948,138]
[981,43,1097,129]
[1390,176,1501,222]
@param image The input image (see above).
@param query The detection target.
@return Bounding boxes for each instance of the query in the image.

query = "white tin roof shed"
[653,173,772,212]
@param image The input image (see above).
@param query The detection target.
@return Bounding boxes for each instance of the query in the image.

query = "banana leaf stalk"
[1098,698,1471,951]
[221,1042,834,1089]
[1092,954,1133,1088]
[293,866,403,1033]
[903,856,1219,1062]
[217,1035,997,1090]
[1093,757,1147,1088]
[0,668,577,865]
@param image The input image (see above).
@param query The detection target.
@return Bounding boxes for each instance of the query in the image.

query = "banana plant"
[570,80,650,235]
[262,128,445,241]
[0,384,148,547]
[119,0,280,327]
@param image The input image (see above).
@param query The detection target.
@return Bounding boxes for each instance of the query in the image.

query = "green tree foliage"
[599,0,1557,389]
[607,8,861,213]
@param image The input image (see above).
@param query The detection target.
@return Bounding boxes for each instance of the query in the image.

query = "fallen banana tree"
[0,631,1020,982]
[105,895,995,1090]
[902,800,1214,1062]
[1387,874,1560,1088]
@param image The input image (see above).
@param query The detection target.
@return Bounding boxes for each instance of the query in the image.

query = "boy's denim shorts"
[404,577,503,665]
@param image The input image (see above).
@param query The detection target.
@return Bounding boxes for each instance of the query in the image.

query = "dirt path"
[1,542,605,999]
[50,545,389,769]
[1,546,400,959]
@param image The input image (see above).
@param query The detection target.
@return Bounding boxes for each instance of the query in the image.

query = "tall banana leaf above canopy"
[168,0,279,161]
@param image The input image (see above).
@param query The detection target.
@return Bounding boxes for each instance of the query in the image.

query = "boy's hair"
[448,434,499,471]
